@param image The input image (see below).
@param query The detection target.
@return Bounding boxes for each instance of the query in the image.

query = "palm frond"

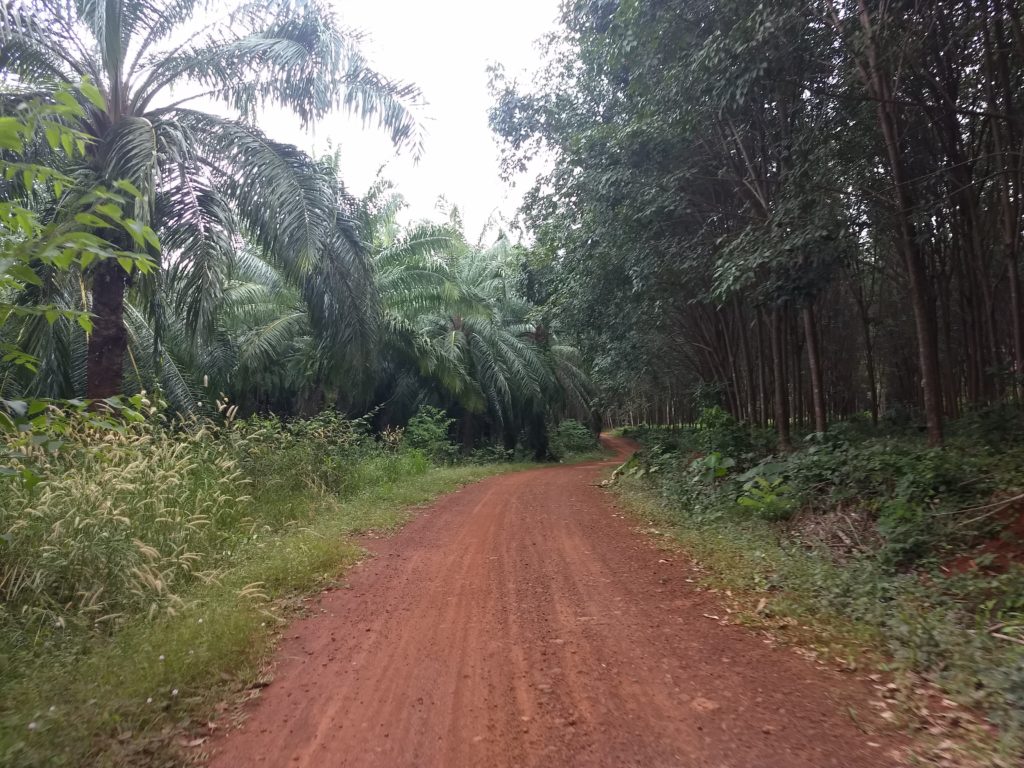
[174,109,332,280]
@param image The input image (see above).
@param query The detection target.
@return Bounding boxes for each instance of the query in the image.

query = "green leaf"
[114,179,142,197]
[0,117,25,152]
[79,78,106,111]
[75,213,109,228]
[21,467,41,491]
[44,125,61,150]
[141,226,161,251]
[54,90,78,109]
[95,203,122,219]
[6,263,43,286]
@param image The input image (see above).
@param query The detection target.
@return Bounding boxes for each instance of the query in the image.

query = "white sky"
[260,0,560,239]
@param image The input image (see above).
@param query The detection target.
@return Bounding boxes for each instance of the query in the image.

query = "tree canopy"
[491,0,1024,445]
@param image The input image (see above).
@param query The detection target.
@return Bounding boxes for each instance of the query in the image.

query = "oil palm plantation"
[360,185,593,451]
[0,0,420,397]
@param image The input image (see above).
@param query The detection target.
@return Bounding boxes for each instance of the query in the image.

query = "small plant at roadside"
[548,419,597,459]
[403,406,458,463]
[690,451,735,483]
[738,475,796,520]
[612,415,1024,759]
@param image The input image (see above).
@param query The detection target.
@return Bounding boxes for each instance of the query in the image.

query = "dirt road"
[208,437,899,767]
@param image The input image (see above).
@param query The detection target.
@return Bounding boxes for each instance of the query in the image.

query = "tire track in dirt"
[207,436,901,767]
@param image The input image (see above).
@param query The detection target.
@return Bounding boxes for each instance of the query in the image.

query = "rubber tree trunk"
[736,299,756,427]
[1008,257,1024,396]
[879,114,944,444]
[854,0,944,445]
[984,0,1024,398]
[802,302,828,434]
[769,306,792,450]
[86,259,129,399]
[853,281,880,426]
[756,308,768,426]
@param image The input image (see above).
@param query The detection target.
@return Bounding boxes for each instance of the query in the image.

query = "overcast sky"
[260,0,560,239]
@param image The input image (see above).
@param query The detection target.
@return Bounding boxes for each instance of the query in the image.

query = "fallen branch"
[943,491,1024,528]
[990,632,1024,647]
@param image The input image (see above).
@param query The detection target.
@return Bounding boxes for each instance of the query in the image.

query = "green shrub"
[0,424,248,639]
[0,410,436,647]
[403,406,458,463]
[695,406,750,457]
[690,450,735,482]
[737,475,796,521]
[0,404,514,768]
[952,402,1024,449]
[875,499,932,567]
[548,419,597,459]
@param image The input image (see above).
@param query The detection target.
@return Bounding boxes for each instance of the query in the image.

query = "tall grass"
[0,410,515,767]
[1,427,251,636]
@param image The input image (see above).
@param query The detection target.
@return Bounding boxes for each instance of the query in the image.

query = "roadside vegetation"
[0,1,596,766]
[612,410,1024,764]
[5,0,1024,765]
[0,402,601,767]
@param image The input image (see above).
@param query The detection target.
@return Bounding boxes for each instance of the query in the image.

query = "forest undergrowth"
[613,408,1024,766]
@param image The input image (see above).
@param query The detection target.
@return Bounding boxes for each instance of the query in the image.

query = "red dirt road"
[208,437,900,767]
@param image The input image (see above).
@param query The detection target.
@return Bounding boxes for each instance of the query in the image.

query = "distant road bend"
[208,436,900,768]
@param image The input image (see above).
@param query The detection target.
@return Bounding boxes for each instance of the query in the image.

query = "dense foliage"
[0,1,593,459]
[0,3,597,764]
[491,0,1024,447]
[1,0,422,402]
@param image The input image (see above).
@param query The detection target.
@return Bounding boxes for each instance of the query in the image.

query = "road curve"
[207,436,899,767]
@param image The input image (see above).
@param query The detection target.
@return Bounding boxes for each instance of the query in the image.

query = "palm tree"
[0,0,421,397]
[361,188,591,451]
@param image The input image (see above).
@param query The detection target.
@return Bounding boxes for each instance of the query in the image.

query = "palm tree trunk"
[461,411,474,452]
[86,260,129,399]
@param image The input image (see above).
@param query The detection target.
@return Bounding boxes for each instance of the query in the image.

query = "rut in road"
[207,436,901,768]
